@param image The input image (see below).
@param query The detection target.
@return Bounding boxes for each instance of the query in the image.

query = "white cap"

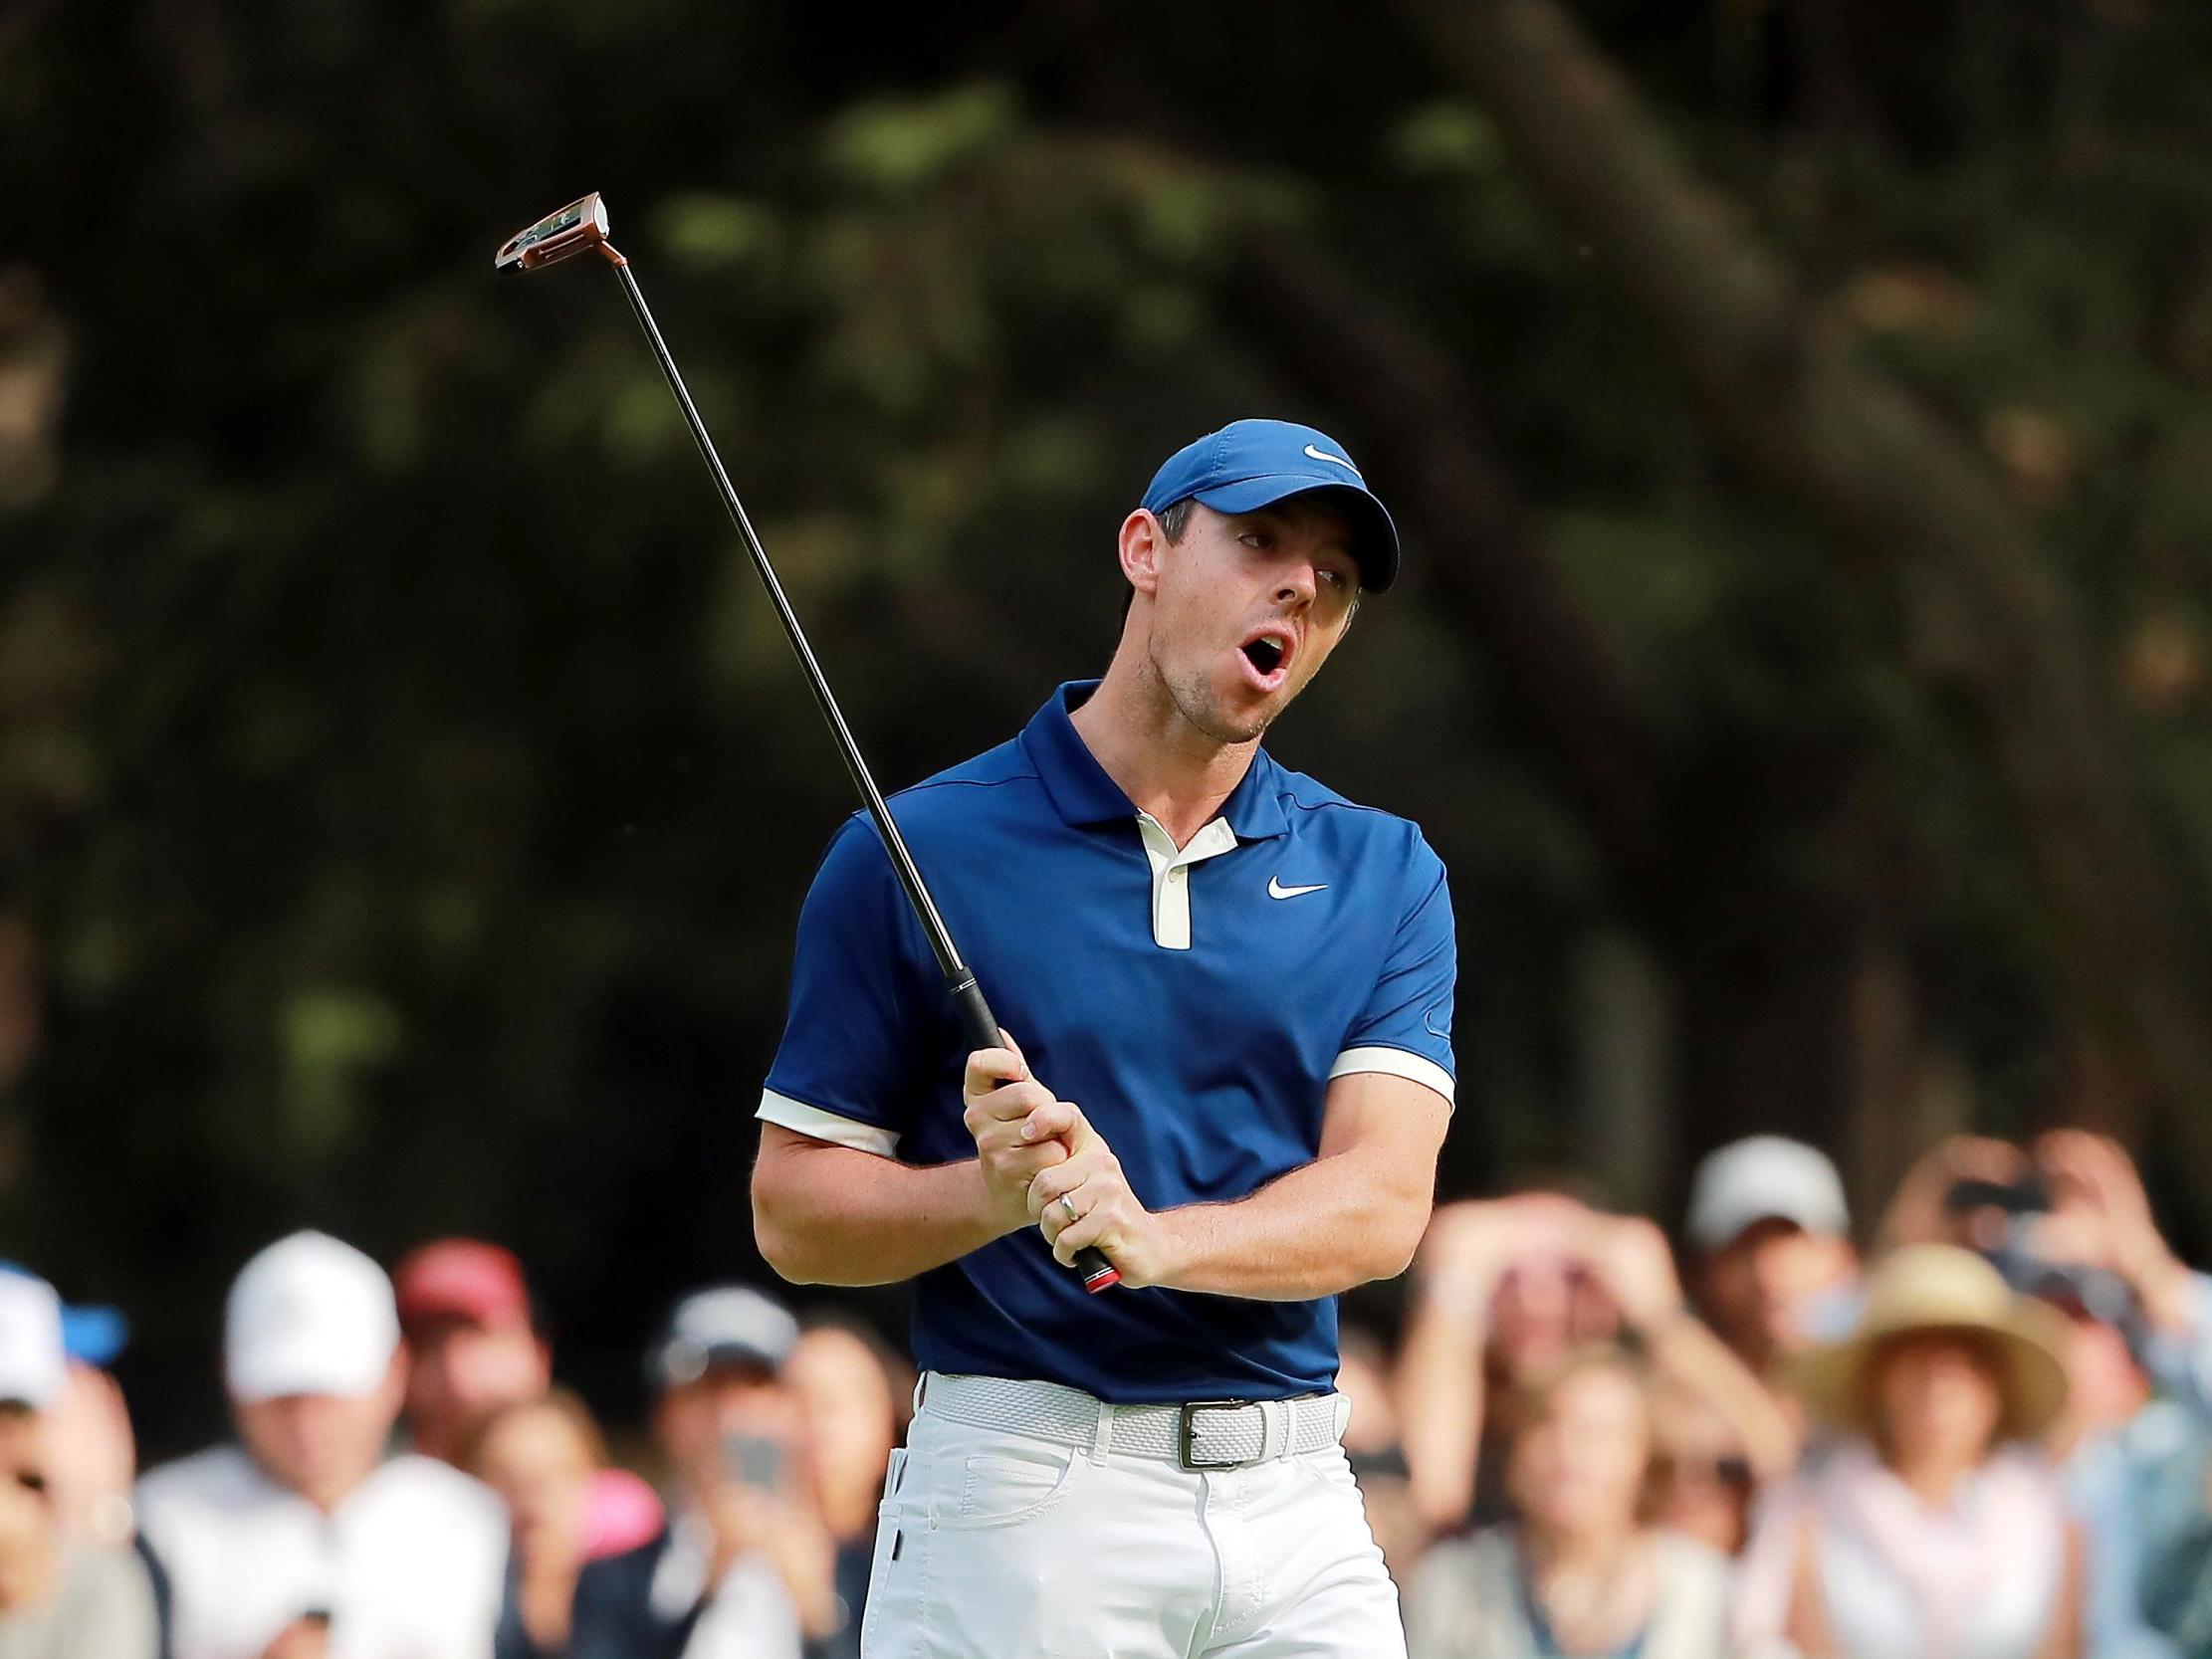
[1685,1136,1851,1251]
[0,1272,68,1408]
[648,1286,798,1390]
[224,1232,398,1404]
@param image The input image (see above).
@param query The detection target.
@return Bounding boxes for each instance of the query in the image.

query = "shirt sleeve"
[758,817,934,1157]
[2141,1271,2212,1411]
[1329,837,1456,1107]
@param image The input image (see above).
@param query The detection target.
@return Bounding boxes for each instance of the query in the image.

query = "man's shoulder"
[813,735,1044,864]
[894,735,1043,818]
[1264,761,1441,868]
[360,1453,508,1534]
[135,1443,266,1519]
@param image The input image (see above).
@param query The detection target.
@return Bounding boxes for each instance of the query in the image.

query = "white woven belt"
[917,1370,1349,1470]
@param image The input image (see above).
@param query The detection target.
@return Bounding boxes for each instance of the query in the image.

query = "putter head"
[494,193,612,272]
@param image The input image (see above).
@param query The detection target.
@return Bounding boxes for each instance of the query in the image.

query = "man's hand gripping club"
[963,1037,1171,1290]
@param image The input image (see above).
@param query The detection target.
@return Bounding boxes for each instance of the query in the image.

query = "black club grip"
[950,976,1120,1293]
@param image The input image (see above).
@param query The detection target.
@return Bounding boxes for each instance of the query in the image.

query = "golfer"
[752,418,1455,1658]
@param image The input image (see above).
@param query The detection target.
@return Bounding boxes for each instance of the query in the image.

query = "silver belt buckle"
[1179,1399,1258,1470]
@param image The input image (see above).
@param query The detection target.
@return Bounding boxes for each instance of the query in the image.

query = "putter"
[496,194,1120,1293]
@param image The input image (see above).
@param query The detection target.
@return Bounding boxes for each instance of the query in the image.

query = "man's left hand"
[1023,1103,1172,1289]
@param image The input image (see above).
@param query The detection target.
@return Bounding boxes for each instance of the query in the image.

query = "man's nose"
[1274,563,1318,605]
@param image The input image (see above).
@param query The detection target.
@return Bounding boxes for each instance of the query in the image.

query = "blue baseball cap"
[1141,419,1401,593]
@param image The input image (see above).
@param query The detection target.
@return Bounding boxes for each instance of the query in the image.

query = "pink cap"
[392,1240,532,1334]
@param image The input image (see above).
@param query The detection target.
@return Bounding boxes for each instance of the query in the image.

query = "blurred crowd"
[0,1236,909,1659]
[3,1128,2212,1658]
[1387,1130,2212,1659]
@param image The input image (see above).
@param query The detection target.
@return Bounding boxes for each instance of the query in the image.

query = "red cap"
[392,1240,532,1334]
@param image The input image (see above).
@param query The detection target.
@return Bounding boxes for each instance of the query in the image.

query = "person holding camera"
[1881,1133,2212,1659]
[568,1287,838,1659]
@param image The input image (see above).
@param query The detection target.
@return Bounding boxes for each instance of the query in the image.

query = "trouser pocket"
[858,1448,918,1659]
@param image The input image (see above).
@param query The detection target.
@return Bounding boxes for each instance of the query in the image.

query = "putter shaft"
[595,243,1121,1294]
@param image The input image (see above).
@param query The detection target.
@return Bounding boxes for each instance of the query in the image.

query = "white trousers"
[858,1383,1406,1659]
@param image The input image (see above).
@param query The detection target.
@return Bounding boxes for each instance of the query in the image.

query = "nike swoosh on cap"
[1302,444,1360,476]
[1268,877,1329,900]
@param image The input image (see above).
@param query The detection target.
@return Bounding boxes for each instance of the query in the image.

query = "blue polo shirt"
[759,681,1456,1402]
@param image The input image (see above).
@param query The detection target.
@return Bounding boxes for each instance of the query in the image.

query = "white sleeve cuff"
[756,1090,901,1157]
[1329,1046,1455,1108]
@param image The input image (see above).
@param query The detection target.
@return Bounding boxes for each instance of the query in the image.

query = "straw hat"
[1785,1244,2071,1441]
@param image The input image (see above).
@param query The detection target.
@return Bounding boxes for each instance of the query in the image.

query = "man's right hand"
[963,1034,1078,1235]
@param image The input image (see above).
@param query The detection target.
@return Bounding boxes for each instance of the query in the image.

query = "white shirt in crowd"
[1734,1441,2068,1659]
[135,1446,508,1659]
[649,1512,803,1659]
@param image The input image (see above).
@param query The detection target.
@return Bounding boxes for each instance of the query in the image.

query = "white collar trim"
[1133,813,1238,950]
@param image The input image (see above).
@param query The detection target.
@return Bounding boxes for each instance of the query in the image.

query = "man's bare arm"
[1027,1070,1450,1299]
[753,1039,1077,1286]
[751,1127,1010,1286]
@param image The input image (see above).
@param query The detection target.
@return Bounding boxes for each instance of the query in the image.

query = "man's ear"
[1118,510,1165,601]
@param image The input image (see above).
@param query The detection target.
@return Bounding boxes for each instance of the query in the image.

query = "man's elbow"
[1356,1234,1420,1286]
[751,1157,826,1286]
[754,1208,822,1286]
[1358,1193,1433,1284]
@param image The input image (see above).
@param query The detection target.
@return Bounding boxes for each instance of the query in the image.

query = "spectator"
[0,1265,136,1551]
[394,1240,552,1466]
[1685,1137,1860,1384]
[1400,1193,1793,1532]
[2028,1132,2211,1659]
[1404,1346,1735,1659]
[1334,1324,1431,1587]
[785,1322,903,1659]
[1880,1131,2212,1659]
[464,1389,607,1659]
[1735,1244,2083,1659]
[135,1231,509,1659]
[395,1239,662,1558]
[45,1364,135,1555]
[0,1269,157,1656]
[568,1286,837,1659]
[1648,1374,1760,1555]
[2136,1418,2212,1655]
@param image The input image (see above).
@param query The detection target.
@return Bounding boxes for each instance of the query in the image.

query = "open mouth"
[1235,625,1296,690]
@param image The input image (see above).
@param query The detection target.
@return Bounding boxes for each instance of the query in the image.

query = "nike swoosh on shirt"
[1268,877,1329,900]
[1302,443,1360,475]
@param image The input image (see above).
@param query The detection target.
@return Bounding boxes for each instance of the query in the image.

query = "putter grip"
[950,976,1121,1293]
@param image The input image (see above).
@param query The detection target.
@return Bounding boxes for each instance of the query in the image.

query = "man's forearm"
[1149,1151,1430,1301]
[1640,1313,1801,1481]
[753,1128,1010,1286]
[1397,1284,1489,1527]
